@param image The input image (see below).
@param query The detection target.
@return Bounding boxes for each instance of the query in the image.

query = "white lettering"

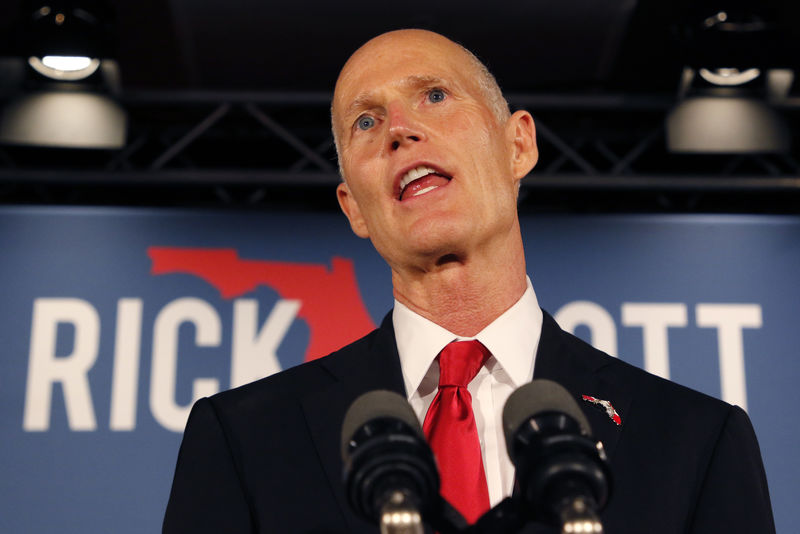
[554,301,618,356]
[621,303,688,379]
[23,298,99,431]
[696,303,762,411]
[150,298,221,432]
[109,299,143,431]
[230,299,300,387]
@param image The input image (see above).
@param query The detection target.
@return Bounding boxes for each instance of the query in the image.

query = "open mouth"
[398,165,452,200]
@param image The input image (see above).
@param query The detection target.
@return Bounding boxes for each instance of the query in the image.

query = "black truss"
[1,91,799,213]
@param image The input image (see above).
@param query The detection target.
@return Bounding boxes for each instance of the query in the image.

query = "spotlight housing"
[667,8,791,155]
[666,93,789,154]
[28,56,101,81]
[0,2,124,149]
[23,2,114,81]
[0,90,126,149]
[698,67,761,87]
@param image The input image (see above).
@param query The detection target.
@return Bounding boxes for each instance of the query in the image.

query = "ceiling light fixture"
[698,67,761,87]
[666,8,790,154]
[28,55,101,81]
[0,1,125,149]
[23,2,112,82]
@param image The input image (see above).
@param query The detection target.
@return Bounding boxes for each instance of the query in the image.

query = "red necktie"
[422,340,491,524]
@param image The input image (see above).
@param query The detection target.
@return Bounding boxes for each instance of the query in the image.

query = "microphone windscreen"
[340,390,423,461]
[502,379,591,458]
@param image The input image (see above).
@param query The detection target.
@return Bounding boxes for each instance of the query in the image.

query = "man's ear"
[507,110,538,180]
[336,181,370,239]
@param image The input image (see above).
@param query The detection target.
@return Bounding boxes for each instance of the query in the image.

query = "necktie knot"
[438,340,490,388]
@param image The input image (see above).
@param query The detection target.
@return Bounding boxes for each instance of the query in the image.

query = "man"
[163,30,774,533]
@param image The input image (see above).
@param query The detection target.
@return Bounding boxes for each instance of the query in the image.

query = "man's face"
[332,30,536,270]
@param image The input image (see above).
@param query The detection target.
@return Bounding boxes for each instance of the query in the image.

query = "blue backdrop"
[0,207,796,533]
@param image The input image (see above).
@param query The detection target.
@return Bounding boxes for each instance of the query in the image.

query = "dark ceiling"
[1,0,798,95]
[1,1,800,213]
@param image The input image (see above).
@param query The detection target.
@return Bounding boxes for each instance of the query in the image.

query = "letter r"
[23,298,99,431]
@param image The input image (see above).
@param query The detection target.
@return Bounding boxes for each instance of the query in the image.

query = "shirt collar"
[393,277,543,399]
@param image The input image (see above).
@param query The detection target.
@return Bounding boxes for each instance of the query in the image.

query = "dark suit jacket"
[163,311,774,533]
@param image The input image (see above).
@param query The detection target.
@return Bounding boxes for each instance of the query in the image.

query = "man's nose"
[387,102,425,150]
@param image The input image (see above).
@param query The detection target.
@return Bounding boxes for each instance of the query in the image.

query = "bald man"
[163,30,774,534]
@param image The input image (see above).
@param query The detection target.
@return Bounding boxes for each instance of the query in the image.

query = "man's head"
[331,29,538,272]
[331,32,511,156]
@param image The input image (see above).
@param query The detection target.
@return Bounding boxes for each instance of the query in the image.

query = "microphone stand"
[430,495,603,534]
[555,495,603,534]
[380,490,424,534]
[465,498,527,534]
[424,495,469,534]
[427,496,525,534]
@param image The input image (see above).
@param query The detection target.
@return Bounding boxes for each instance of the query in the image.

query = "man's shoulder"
[550,313,735,420]
[548,316,774,534]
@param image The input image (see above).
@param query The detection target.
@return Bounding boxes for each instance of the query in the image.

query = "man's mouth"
[398,165,452,200]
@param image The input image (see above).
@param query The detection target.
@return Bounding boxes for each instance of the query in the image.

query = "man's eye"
[428,89,446,103]
[357,116,375,130]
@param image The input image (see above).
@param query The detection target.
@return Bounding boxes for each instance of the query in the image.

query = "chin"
[409,234,469,262]
[386,214,476,261]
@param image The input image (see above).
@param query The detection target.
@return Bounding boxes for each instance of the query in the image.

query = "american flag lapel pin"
[582,395,622,426]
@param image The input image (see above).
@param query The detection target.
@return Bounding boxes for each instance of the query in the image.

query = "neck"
[391,230,527,337]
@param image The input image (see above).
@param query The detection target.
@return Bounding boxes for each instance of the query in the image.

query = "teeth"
[399,165,437,191]
[413,185,438,197]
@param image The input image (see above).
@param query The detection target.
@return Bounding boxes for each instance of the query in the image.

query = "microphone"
[502,380,612,534]
[341,390,440,534]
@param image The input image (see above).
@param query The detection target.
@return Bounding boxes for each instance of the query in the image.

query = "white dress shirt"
[392,277,543,506]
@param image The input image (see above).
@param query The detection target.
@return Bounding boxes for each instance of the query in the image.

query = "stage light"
[666,93,789,154]
[667,9,791,154]
[21,2,113,82]
[667,67,791,154]
[698,67,761,87]
[0,57,125,149]
[0,90,126,149]
[28,55,101,81]
[42,55,92,71]
[0,2,124,149]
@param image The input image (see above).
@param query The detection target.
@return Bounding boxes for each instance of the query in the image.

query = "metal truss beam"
[2,169,799,192]
[1,90,799,211]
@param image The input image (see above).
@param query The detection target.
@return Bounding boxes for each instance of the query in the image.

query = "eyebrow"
[342,75,449,119]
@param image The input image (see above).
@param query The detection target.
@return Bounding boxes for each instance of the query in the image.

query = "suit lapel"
[300,314,405,531]
[532,312,631,463]
[297,309,633,529]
